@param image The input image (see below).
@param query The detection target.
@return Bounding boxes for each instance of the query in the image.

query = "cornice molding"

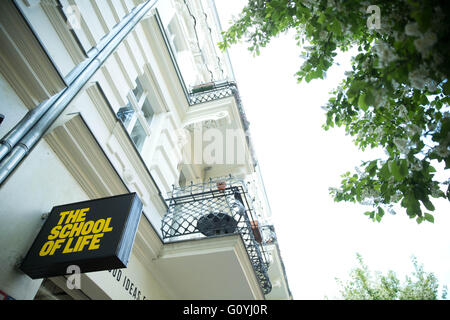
[64,0,96,50]
[40,0,86,65]
[45,115,128,199]
[0,0,66,108]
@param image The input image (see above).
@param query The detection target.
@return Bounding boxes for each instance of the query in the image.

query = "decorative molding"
[160,127,181,160]
[149,165,171,196]
[155,145,179,182]
[131,29,150,71]
[123,39,141,77]
[0,0,66,109]
[45,115,128,199]
[64,0,97,50]
[88,0,109,35]
[85,83,116,132]
[113,51,133,89]
[134,215,163,260]
[40,0,86,65]
[107,0,121,23]
[100,64,126,107]
[142,63,169,113]
[184,110,230,131]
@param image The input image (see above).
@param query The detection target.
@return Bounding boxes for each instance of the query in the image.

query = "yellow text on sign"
[38,207,114,256]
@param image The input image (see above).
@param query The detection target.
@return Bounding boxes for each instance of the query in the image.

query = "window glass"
[130,120,146,151]
[133,79,144,101]
[141,98,154,127]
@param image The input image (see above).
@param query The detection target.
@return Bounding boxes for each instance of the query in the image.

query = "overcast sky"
[215,0,450,299]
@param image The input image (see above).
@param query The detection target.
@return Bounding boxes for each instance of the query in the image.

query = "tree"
[334,253,447,300]
[219,0,450,223]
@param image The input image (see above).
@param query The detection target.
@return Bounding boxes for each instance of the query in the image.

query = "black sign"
[20,193,142,279]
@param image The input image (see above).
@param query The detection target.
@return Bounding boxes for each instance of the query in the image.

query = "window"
[130,120,146,152]
[116,77,157,153]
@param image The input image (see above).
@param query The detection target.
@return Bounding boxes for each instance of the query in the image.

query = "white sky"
[215,0,450,299]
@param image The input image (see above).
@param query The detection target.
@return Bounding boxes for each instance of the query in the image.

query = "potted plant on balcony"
[250,220,263,243]
[216,181,226,193]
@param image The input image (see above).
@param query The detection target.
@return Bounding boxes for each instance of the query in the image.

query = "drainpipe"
[0,1,140,163]
[0,0,158,186]
[0,98,58,161]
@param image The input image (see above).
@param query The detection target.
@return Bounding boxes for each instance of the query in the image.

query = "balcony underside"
[154,234,265,300]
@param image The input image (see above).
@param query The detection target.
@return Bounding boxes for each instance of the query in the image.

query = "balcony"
[189,81,235,104]
[161,175,272,295]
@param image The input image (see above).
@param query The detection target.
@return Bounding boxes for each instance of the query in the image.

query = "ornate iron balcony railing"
[161,176,272,295]
[188,81,235,105]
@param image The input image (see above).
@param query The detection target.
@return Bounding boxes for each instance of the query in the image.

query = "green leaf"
[347,81,363,104]
[403,191,422,218]
[389,159,408,182]
[424,213,434,223]
[365,89,376,107]
[305,73,313,83]
[365,160,378,177]
[399,159,408,178]
[418,94,429,106]
[329,20,342,35]
[376,207,385,222]
[318,13,326,25]
[364,210,375,221]
[443,82,450,96]
[379,162,390,179]
[389,160,401,181]
[358,93,368,111]
[422,198,435,211]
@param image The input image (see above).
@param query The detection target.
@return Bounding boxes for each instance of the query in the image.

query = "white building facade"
[0,0,291,300]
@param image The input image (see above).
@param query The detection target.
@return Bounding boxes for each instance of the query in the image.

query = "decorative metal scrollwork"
[161,176,272,294]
